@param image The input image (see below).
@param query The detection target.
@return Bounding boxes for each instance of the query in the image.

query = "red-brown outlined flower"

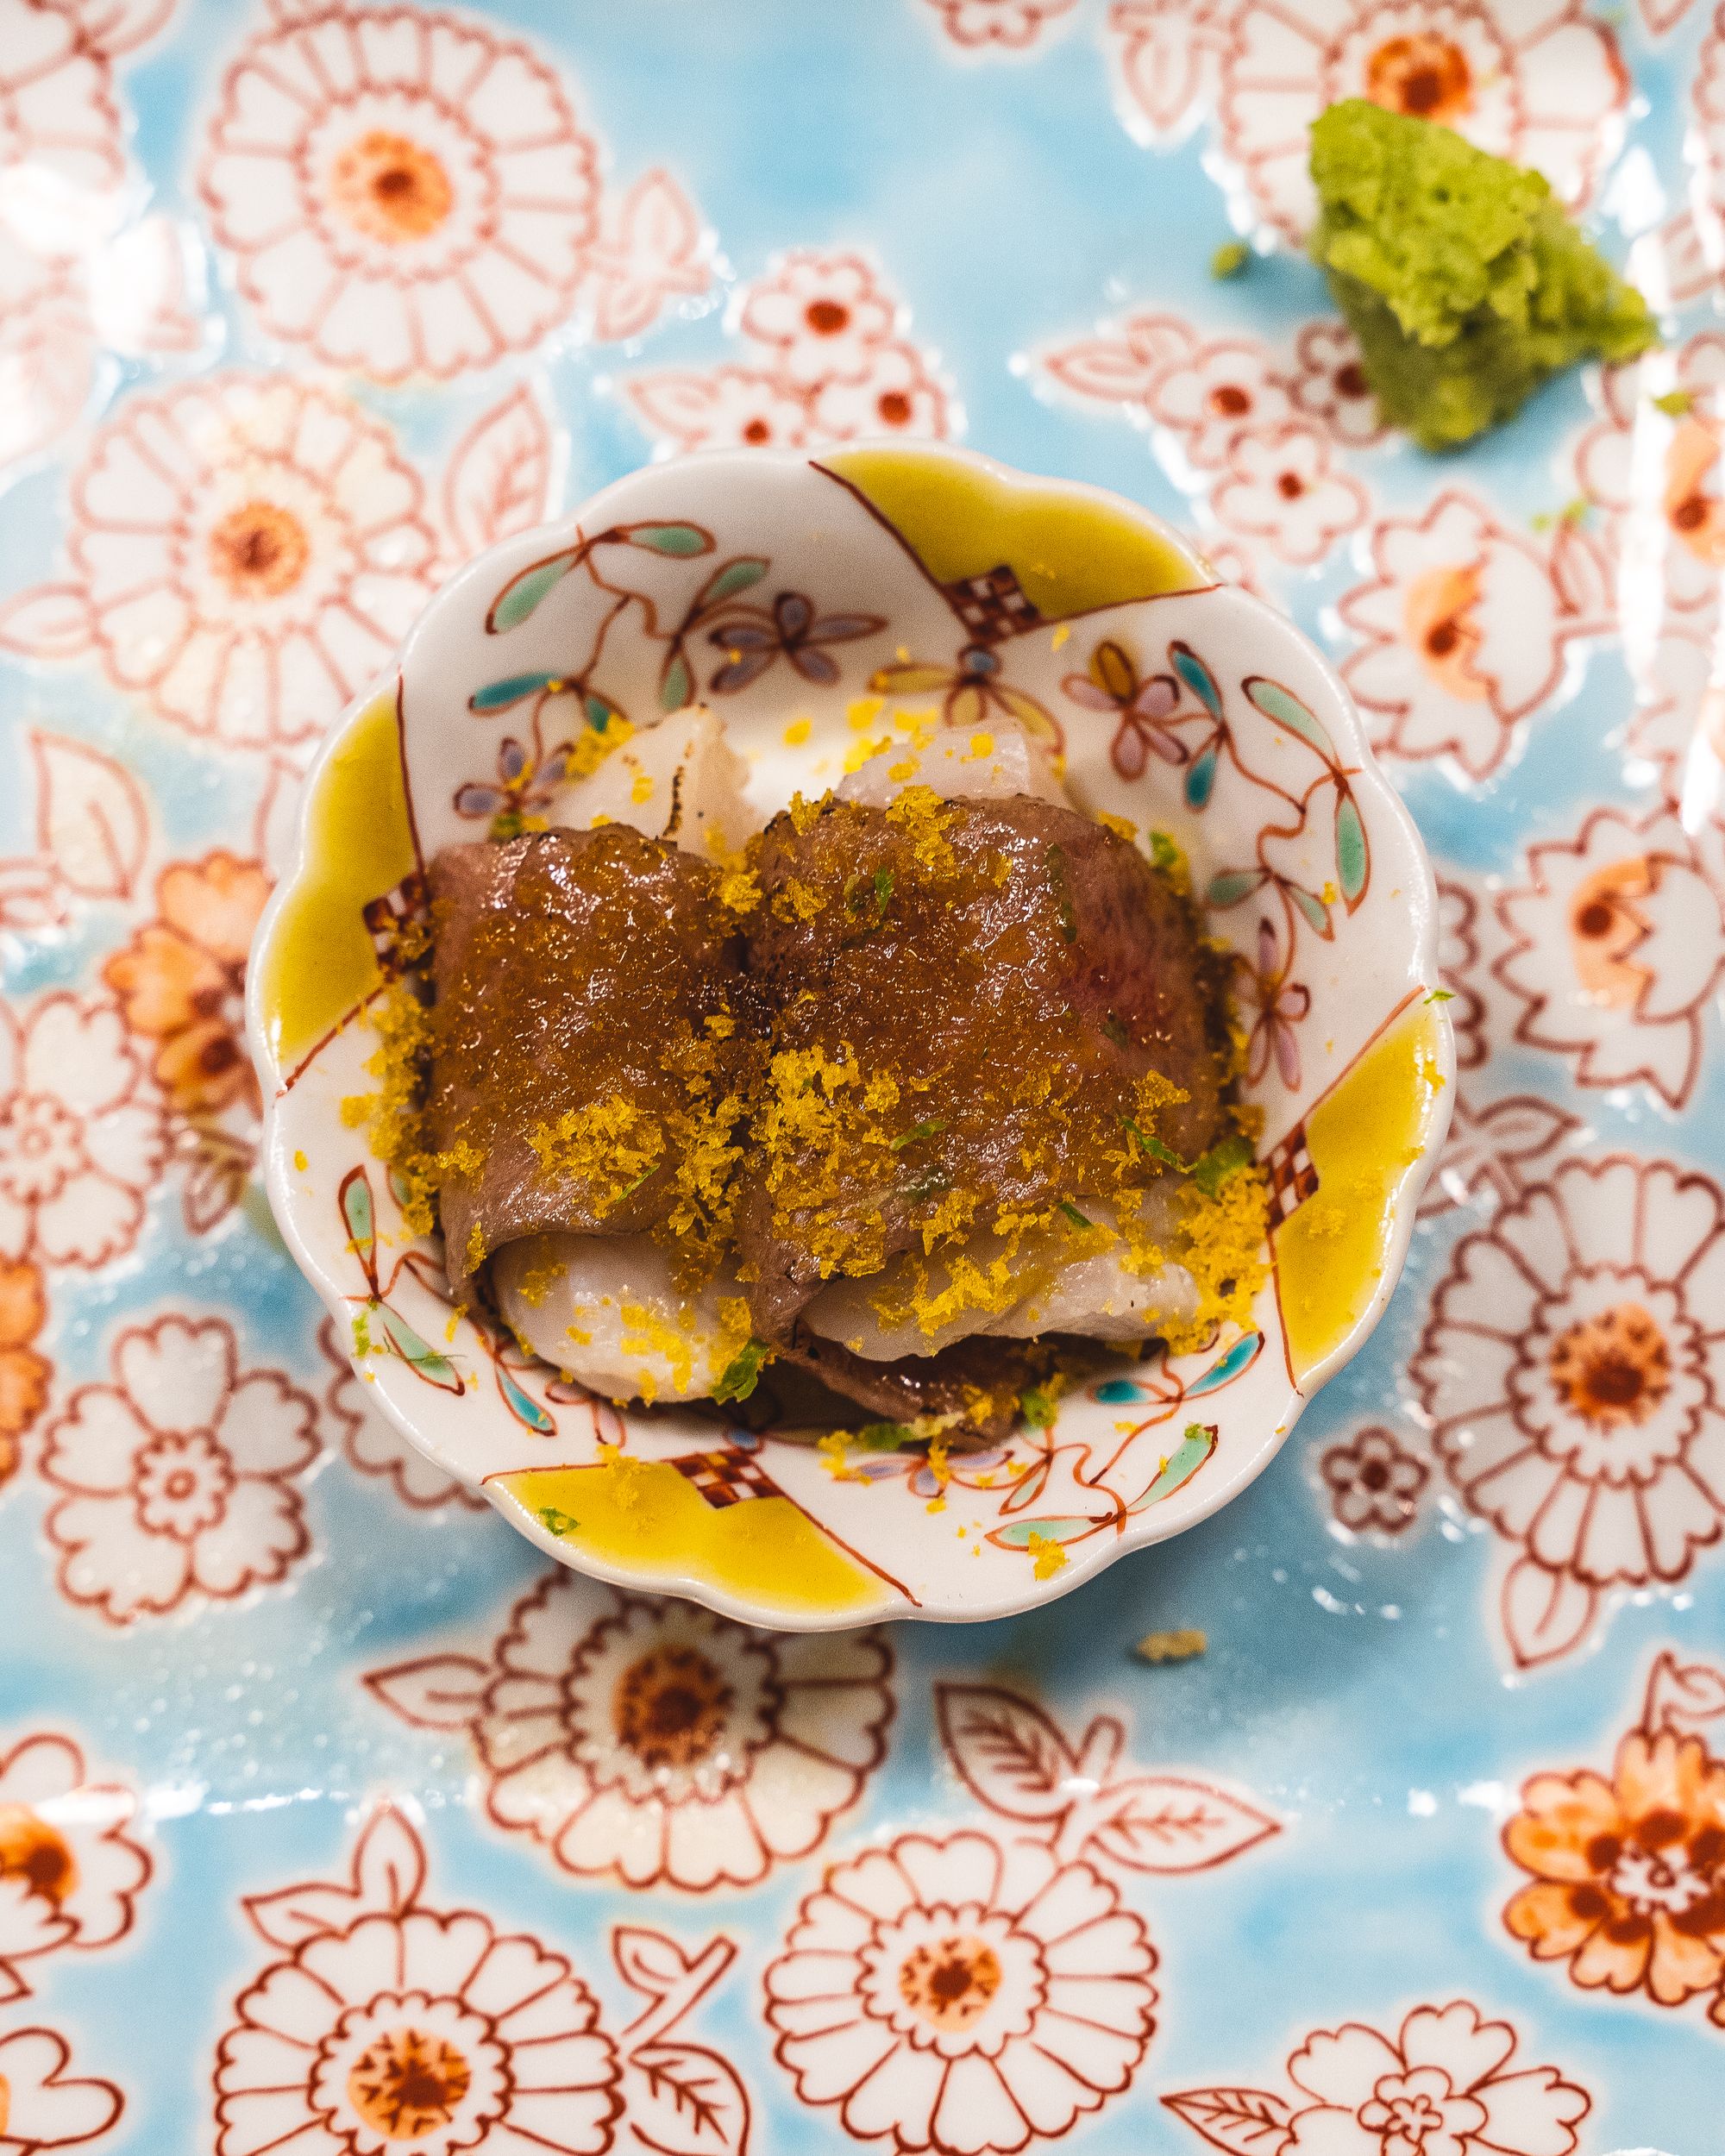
[919,0,1080,50]
[1166,1999,1589,2156]
[763,1683,1272,2155]
[215,1804,749,2156]
[0,1259,52,1492]
[0,1,125,260]
[812,340,952,441]
[1105,0,1227,144]
[1147,336,1295,469]
[1290,318,1385,448]
[1624,629,1725,818]
[0,376,441,758]
[0,2024,123,2154]
[41,1313,320,1626]
[1319,1426,1428,1536]
[1212,424,1369,566]
[317,1314,482,1513]
[1062,636,1189,780]
[0,994,164,1272]
[1493,805,1725,1112]
[1412,1155,1725,1670]
[1215,0,1627,241]
[1502,1658,1725,2018]
[0,233,96,471]
[0,1733,150,2004]
[1239,916,1311,1088]
[1338,492,1596,783]
[738,250,896,386]
[581,167,712,344]
[365,1570,895,1891]
[1041,309,1196,409]
[1420,1092,1583,1221]
[198,5,599,382]
[626,365,813,454]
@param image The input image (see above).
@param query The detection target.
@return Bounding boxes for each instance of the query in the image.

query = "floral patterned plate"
[5,1,1725,2149]
[250,442,1452,1626]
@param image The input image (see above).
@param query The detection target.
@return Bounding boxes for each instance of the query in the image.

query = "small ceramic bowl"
[249,442,1452,1628]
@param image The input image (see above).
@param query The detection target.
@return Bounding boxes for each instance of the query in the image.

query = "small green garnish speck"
[1211,240,1250,279]
[1653,389,1694,417]
[714,1338,771,1404]
[891,1118,949,1151]
[1101,1013,1130,1049]
[1057,1200,1093,1229]
[1424,988,1456,1003]
[352,1307,373,1357]
[1045,843,1077,944]
[1189,1134,1255,1199]
[1020,1386,1058,1429]
[1148,830,1181,874]
[856,1422,919,1451]
[1121,1116,1184,1170]
[537,1506,580,1536]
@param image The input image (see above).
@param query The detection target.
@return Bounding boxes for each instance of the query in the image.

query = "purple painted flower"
[707,591,884,692]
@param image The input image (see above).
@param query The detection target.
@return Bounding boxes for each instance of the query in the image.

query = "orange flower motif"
[104,853,271,1119]
[0,1255,50,1489]
[1503,1728,1725,2010]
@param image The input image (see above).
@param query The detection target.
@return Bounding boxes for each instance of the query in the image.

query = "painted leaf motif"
[352,1804,427,1916]
[1643,1651,1725,1736]
[626,372,724,442]
[695,556,770,610]
[489,549,580,633]
[0,584,95,661]
[377,1304,463,1393]
[1207,869,1263,910]
[443,385,554,558]
[1187,1332,1264,1395]
[1163,2087,1295,2156]
[624,520,712,557]
[339,1168,376,1284]
[470,671,561,714]
[497,1366,555,1432]
[1087,1775,1277,1873]
[362,1655,489,1732]
[1502,1555,1598,1670]
[242,1878,369,1951]
[1289,884,1332,937]
[1044,338,1163,404]
[622,2044,750,2156]
[1185,743,1219,808]
[613,1926,697,2000]
[586,693,618,733]
[1170,641,1222,718]
[662,649,693,711]
[31,733,148,899]
[1245,675,1336,761]
[934,1683,1078,1821]
[1334,792,1368,909]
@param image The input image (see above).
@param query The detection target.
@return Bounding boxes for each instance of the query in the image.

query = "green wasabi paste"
[1308,99,1658,452]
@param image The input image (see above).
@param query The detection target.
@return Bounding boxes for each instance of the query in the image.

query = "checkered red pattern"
[1264,1124,1319,1224]
[945,563,1040,641]
[669,1449,782,1508]
[362,871,429,979]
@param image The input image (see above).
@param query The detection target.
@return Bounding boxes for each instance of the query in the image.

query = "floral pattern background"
[0,0,1723,2148]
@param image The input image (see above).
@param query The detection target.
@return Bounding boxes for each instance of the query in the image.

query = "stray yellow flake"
[818,1431,863,1481]
[1135,1626,1208,1664]
[888,758,917,781]
[848,697,886,733]
[925,1497,947,1514]
[588,811,612,829]
[783,717,812,746]
[630,769,655,805]
[292,1149,308,1172]
[443,1313,460,1344]
[963,731,994,761]
[1026,1530,1068,1580]
[844,735,891,774]
[465,1220,487,1273]
[1302,1200,1348,1240]
[568,714,633,781]
[1095,811,1138,843]
[717,866,761,916]
[1321,881,1339,906]
[1051,624,1071,650]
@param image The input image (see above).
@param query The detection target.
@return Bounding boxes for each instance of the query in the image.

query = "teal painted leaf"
[994,1515,1091,1549]
[499,1368,555,1432]
[697,555,769,608]
[1126,1423,1217,1513]
[1206,868,1263,910]
[378,1304,464,1393]
[661,650,693,711]
[1289,883,1333,936]
[489,550,579,631]
[1170,642,1222,718]
[339,1168,376,1288]
[584,694,615,732]
[625,521,712,557]
[1095,1378,1162,1404]
[470,670,559,713]
[1335,793,1369,907]
[1184,744,1218,808]
[1187,1331,1264,1396]
[1245,676,1336,761]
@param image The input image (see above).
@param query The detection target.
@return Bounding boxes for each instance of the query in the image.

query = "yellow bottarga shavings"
[1162,1163,1272,1355]
[1135,1626,1208,1664]
[342,974,481,1237]
[530,1095,666,1216]
[567,714,634,780]
[1026,1530,1068,1579]
[884,784,959,879]
[619,1300,695,1399]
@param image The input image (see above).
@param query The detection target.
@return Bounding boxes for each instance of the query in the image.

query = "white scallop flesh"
[549,704,755,858]
[802,1192,1198,1362]
[492,1232,747,1406]
[837,713,1067,808]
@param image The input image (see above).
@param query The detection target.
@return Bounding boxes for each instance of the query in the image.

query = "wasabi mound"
[1309,99,1657,452]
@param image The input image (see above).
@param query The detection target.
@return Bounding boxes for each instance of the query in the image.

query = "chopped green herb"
[855,1421,919,1451]
[1044,843,1077,944]
[1020,1385,1058,1429]
[1121,1116,1185,1170]
[1653,388,1694,417]
[904,1169,951,1203]
[1057,1200,1093,1229]
[891,1117,949,1151]
[1147,830,1182,874]
[874,867,894,912]
[1424,987,1456,1004]
[714,1338,771,1404]
[1189,1134,1255,1199]
[1101,1013,1130,1049]
[1211,239,1251,280]
[536,1506,580,1536]
[352,1307,373,1357]
[617,1163,658,1200]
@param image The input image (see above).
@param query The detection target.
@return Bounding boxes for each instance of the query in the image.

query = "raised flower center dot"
[208,501,310,600]
[1209,384,1251,417]
[0,1804,78,1904]
[1548,1302,1670,1430]
[347,2026,471,2141]
[743,418,771,444]
[0,1095,82,1200]
[1608,1840,1712,1916]
[1276,471,1306,499]
[806,298,850,334]
[878,391,912,425]
[330,128,454,242]
[1365,33,1473,122]
[898,1935,1002,2033]
[612,1644,732,1771]
[1336,360,1369,398]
